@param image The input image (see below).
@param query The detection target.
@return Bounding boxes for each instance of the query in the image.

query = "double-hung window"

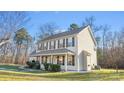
[63,39,65,48]
[49,41,51,49]
[67,55,75,66]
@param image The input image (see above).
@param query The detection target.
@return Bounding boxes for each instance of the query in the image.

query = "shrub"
[43,63,50,71]
[26,61,34,68]
[31,60,36,66]
[43,63,61,72]
[50,64,61,72]
[94,65,101,70]
[33,61,40,69]
[32,60,35,63]
[26,60,40,69]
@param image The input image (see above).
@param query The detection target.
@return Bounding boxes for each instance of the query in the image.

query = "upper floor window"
[46,42,48,50]
[59,39,64,48]
[40,43,43,50]
[68,38,72,47]
[51,41,54,49]
[49,41,51,49]
[72,37,75,47]
[39,43,44,50]
[44,42,47,50]
[38,44,40,50]
[63,39,65,48]
[66,37,75,47]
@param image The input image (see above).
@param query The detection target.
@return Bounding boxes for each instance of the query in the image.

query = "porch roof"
[30,49,75,56]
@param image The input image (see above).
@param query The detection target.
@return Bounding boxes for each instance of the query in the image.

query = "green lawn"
[0,64,124,81]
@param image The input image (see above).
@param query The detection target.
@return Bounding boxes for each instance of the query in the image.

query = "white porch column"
[65,54,68,71]
[77,56,80,72]
[51,55,53,64]
[40,56,42,69]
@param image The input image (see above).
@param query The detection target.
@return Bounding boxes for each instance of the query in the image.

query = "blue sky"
[25,11,124,37]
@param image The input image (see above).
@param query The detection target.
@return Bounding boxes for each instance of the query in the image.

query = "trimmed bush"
[50,64,61,72]
[26,60,40,69]
[33,61,40,69]
[43,63,50,71]
[43,63,60,72]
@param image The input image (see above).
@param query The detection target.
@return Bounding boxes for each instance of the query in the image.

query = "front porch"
[30,49,77,71]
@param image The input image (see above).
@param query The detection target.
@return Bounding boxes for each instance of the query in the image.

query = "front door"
[87,55,91,71]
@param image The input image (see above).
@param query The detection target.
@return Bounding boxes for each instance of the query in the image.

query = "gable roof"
[41,26,88,41]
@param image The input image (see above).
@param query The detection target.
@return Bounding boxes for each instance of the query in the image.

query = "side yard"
[0,64,124,81]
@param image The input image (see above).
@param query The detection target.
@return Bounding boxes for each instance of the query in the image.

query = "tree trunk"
[15,44,21,64]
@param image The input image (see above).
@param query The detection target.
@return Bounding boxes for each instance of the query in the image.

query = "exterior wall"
[77,27,97,71]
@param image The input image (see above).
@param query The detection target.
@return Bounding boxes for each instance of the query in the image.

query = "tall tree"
[14,28,32,64]
[69,23,79,31]
[102,25,110,57]
[24,34,32,63]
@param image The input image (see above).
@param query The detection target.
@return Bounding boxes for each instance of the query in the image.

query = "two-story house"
[30,25,97,72]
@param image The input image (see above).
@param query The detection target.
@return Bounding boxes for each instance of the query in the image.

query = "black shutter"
[66,38,68,47]
[58,40,60,48]
[72,37,75,47]
[63,39,65,48]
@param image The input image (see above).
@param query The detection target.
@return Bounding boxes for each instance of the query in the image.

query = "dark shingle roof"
[41,26,88,41]
[30,48,75,56]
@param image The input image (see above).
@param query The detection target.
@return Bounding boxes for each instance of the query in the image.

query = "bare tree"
[38,23,58,41]
[82,16,102,34]
[0,12,29,64]
[102,25,111,65]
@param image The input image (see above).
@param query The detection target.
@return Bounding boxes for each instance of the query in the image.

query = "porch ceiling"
[30,49,75,56]
[83,50,91,56]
